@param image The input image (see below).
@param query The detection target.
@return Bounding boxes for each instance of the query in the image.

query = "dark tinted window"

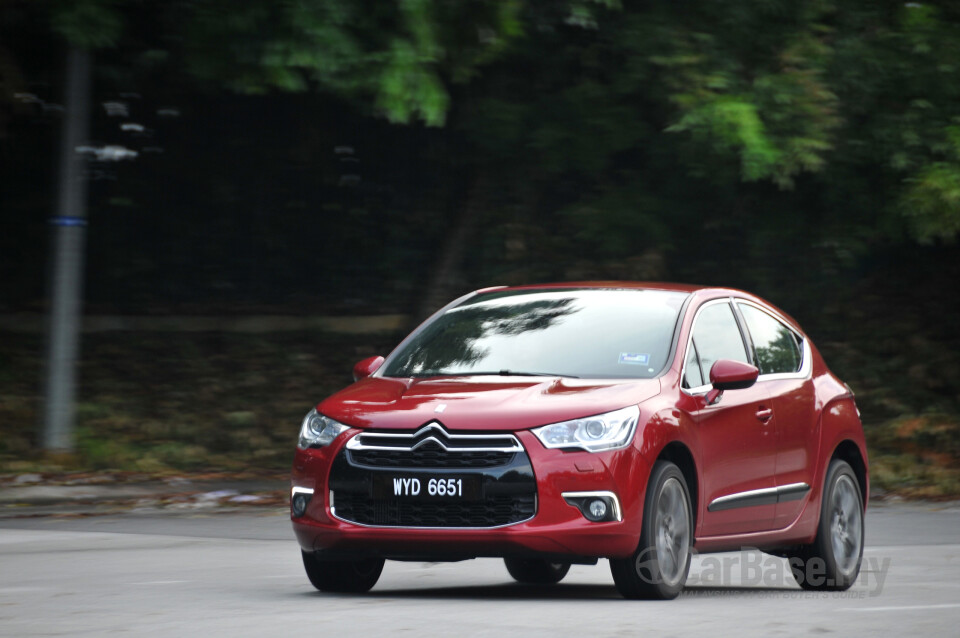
[738,304,802,375]
[382,289,688,379]
[690,302,748,381]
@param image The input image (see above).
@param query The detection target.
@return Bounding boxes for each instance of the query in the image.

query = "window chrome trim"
[734,300,811,381]
[681,297,812,396]
[329,490,537,529]
[561,491,623,522]
[346,422,524,453]
[680,297,745,396]
[707,482,810,512]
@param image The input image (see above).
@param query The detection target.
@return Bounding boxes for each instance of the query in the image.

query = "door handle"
[755,407,773,423]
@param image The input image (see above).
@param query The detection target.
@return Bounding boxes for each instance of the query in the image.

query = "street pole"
[42,46,92,453]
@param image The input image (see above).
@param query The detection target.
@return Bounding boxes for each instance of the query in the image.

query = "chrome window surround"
[681,297,812,396]
[346,421,524,453]
[733,299,810,381]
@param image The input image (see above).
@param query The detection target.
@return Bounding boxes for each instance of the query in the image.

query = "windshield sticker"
[618,352,650,365]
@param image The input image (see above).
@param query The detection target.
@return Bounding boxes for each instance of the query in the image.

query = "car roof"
[483,281,715,294]
[477,282,802,331]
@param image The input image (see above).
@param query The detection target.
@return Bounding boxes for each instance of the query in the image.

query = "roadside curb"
[0,479,289,516]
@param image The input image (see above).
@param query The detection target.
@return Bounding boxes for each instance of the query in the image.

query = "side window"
[691,302,749,382]
[738,304,802,375]
[683,341,704,388]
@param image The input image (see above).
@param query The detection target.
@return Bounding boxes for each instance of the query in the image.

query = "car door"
[736,301,817,529]
[682,299,779,537]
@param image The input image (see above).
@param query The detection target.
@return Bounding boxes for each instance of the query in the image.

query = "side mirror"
[705,359,759,405]
[353,355,385,382]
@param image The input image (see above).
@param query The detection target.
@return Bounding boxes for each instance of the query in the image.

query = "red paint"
[352,355,384,381]
[708,359,760,388]
[292,283,868,562]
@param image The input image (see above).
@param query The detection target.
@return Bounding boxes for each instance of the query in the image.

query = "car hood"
[317,376,661,431]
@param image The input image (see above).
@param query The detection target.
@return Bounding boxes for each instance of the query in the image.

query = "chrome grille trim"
[346,421,523,453]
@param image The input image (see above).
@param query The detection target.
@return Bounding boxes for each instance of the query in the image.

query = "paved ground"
[0,501,958,637]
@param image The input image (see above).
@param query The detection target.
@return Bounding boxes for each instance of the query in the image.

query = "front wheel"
[788,459,864,591]
[610,460,692,600]
[301,551,384,593]
[504,558,571,584]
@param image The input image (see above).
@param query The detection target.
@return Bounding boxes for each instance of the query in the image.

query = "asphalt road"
[1,502,958,637]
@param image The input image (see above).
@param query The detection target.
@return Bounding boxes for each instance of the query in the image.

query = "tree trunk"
[42,46,92,452]
[416,173,490,322]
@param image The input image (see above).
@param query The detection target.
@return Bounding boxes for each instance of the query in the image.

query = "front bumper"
[291,430,649,560]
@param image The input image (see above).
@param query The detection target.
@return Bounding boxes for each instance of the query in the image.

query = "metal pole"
[42,46,92,452]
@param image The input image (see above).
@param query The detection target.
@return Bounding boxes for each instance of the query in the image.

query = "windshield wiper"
[404,370,578,379]
[472,370,580,379]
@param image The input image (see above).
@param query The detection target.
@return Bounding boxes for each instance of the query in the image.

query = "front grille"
[348,441,515,469]
[329,422,537,528]
[332,493,536,528]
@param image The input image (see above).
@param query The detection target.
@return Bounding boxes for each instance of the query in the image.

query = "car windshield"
[382,288,688,379]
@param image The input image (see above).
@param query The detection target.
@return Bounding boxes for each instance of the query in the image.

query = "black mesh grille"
[329,425,537,528]
[348,442,515,469]
[333,493,536,528]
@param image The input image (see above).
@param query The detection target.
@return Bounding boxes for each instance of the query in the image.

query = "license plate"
[372,475,481,501]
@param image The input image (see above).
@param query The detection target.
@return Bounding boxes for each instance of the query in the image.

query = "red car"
[291,283,868,599]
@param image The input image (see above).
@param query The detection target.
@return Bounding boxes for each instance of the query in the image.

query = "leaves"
[903,161,960,242]
[50,0,123,49]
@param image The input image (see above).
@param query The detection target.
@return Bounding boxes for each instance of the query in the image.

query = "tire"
[610,460,693,600]
[788,459,864,591]
[504,558,571,584]
[301,551,384,593]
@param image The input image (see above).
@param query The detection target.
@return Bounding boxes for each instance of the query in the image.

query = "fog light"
[562,491,622,523]
[291,488,313,518]
[586,498,607,521]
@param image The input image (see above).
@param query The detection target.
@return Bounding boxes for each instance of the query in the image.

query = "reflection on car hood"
[317,376,661,431]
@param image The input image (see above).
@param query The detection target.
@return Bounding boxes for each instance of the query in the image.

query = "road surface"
[0,501,958,636]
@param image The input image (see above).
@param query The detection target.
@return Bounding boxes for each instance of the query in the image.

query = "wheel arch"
[656,441,699,528]
[816,386,869,512]
[830,439,868,510]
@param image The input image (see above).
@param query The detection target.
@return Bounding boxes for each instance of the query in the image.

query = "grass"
[864,414,960,500]
[0,331,400,476]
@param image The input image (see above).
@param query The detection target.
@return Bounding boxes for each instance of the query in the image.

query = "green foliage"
[903,161,960,242]
[50,0,123,49]
[11,0,960,241]
[827,2,960,241]
[652,2,839,187]
[181,0,527,126]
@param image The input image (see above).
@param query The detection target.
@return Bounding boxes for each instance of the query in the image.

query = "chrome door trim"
[708,482,810,512]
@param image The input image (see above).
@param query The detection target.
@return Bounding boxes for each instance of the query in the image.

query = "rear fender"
[813,379,869,513]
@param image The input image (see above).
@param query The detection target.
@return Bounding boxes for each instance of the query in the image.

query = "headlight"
[532,405,640,453]
[297,409,349,449]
